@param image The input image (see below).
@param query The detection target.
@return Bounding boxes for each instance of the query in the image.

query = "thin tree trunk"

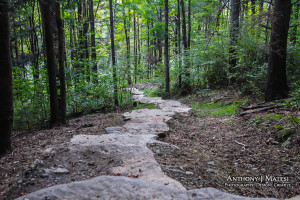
[265,0,291,101]
[137,17,141,71]
[187,0,191,49]
[177,0,182,87]
[123,4,131,85]
[180,0,190,90]
[109,0,118,106]
[165,0,170,96]
[147,21,150,79]
[55,2,67,124]
[180,0,188,50]
[89,0,97,75]
[134,14,137,84]
[0,0,13,155]
[265,0,272,43]
[40,0,60,124]
[229,0,240,84]
[83,0,90,81]
[157,8,163,63]
[123,9,131,85]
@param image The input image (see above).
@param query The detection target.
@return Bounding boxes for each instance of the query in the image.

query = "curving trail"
[16,88,278,200]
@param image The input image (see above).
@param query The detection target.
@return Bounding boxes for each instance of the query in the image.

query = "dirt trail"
[14,88,296,200]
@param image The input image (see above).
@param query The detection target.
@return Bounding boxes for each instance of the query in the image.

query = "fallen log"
[213,97,234,103]
[239,99,287,111]
[240,105,278,116]
[239,103,272,110]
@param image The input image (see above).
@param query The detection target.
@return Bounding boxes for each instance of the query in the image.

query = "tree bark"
[55,1,67,124]
[180,0,188,50]
[157,8,163,63]
[0,0,13,155]
[40,0,60,124]
[165,0,170,96]
[265,0,291,101]
[177,0,182,87]
[187,0,191,49]
[89,0,97,75]
[180,0,190,90]
[123,5,131,85]
[229,0,240,84]
[134,14,137,84]
[109,0,118,105]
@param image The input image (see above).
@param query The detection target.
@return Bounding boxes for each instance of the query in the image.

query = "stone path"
[16,88,280,200]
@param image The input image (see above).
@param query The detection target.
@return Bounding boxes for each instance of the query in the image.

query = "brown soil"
[150,93,300,200]
[0,111,125,200]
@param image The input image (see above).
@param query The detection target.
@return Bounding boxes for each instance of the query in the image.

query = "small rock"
[40,173,49,178]
[43,148,55,155]
[206,169,214,173]
[186,171,194,175]
[207,161,215,166]
[31,159,43,168]
[53,168,69,174]
[81,123,94,128]
[44,168,70,174]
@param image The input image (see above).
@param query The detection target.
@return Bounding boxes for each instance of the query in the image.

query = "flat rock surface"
[16,88,281,200]
[16,176,277,200]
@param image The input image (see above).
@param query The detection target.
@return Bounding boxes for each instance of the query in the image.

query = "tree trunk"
[165,0,170,96]
[55,2,67,124]
[157,8,163,63]
[180,0,190,90]
[134,14,137,84]
[123,6,131,85]
[109,0,118,106]
[0,0,13,155]
[83,0,90,81]
[40,0,60,124]
[180,0,188,50]
[89,0,97,75]
[229,0,240,84]
[147,21,150,79]
[265,0,291,101]
[177,0,182,87]
[137,17,141,80]
[187,0,191,49]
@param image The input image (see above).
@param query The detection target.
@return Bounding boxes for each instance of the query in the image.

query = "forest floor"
[0,110,127,199]
[0,82,299,200]
[148,88,300,199]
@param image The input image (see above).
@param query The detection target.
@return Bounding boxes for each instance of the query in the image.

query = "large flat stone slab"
[70,134,184,190]
[105,122,169,135]
[16,176,276,200]
[123,109,174,122]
